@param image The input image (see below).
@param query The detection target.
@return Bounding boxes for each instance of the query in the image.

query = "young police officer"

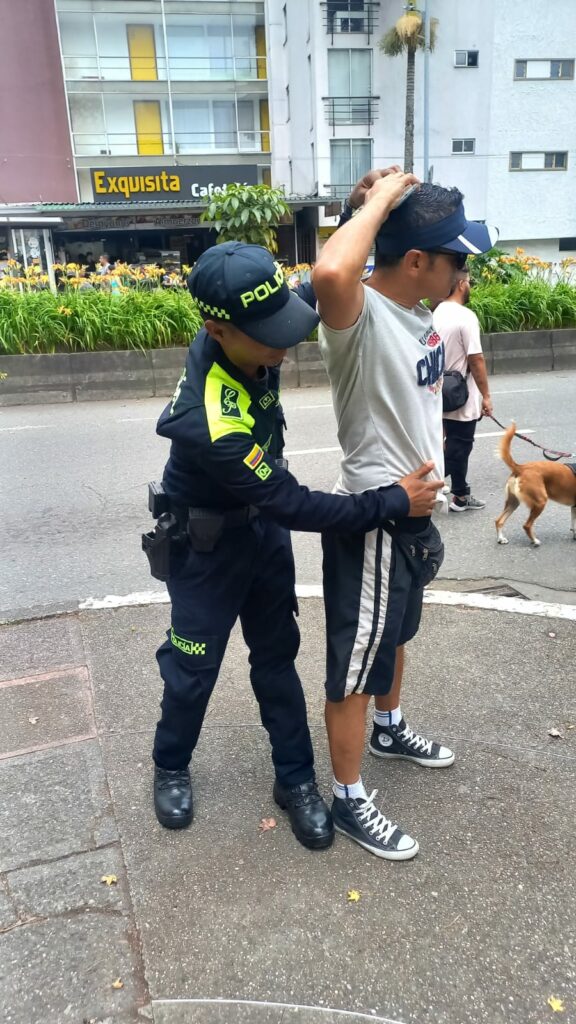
[148,240,441,851]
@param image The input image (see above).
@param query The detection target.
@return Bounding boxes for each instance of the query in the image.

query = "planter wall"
[1,329,575,407]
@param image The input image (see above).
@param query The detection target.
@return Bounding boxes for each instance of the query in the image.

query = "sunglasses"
[428,250,468,270]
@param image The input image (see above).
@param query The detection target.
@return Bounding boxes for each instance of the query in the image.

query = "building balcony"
[320,3,380,42]
[322,96,379,133]
[71,129,269,159]
[62,53,267,84]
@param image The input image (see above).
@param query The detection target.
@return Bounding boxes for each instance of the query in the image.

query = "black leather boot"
[154,766,193,829]
[273,779,334,849]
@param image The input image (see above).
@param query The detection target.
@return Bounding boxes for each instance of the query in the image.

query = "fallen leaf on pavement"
[28,717,39,725]
[111,978,124,990]
[547,996,565,1012]
[258,817,277,833]
[347,890,361,902]
[100,874,118,886]
[548,728,562,739]
[548,632,556,638]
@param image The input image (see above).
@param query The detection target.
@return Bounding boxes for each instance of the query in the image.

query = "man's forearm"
[468,355,490,398]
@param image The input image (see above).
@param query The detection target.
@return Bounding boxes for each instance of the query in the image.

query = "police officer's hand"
[348,167,403,210]
[398,462,445,517]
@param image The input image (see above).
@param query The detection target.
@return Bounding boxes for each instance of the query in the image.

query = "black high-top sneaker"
[370,718,455,767]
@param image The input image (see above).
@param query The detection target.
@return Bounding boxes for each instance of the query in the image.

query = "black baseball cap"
[375,193,498,256]
[188,241,319,349]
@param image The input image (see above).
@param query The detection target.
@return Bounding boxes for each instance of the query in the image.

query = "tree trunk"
[404,45,415,173]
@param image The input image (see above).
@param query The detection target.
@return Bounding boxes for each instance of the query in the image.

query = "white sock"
[374,706,402,728]
[333,777,367,801]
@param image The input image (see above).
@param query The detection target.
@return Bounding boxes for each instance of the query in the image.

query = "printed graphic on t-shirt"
[416,327,444,395]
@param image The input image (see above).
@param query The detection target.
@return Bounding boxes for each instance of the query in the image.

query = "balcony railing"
[322,96,379,133]
[323,183,356,200]
[62,54,267,82]
[320,3,379,42]
[72,129,268,158]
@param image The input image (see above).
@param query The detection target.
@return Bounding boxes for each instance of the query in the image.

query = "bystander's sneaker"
[332,790,418,860]
[450,495,486,512]
[369,719,455,768]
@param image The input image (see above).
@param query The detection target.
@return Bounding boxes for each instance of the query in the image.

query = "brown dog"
[495,423,576,546]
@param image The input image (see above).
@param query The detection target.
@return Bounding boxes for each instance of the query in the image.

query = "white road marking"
[476,428,534,438]
[0,425,48,432]
[285,445,340,456]
[290,402,334,410]
[154,999,407,1023]
[491,388,541,395]
[79,587,576,620]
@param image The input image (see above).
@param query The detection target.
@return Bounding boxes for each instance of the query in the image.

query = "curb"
[1,330,575,406]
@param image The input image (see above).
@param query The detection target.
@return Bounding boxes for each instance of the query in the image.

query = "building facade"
[267,0,576,259]
[0,0,575,265]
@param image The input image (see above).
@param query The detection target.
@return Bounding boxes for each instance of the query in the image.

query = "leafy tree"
[379,3,437,173]
[200,183,291,253]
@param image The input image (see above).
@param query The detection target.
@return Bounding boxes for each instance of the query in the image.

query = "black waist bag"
[442,370,468,413]
[383,520,444,589]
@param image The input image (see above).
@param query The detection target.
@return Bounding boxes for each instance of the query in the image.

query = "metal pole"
[43,229,57,294]
[423,0,430,182]
[160,0,177,159]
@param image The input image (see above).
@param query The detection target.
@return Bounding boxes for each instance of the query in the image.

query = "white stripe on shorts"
[345,529,394,696]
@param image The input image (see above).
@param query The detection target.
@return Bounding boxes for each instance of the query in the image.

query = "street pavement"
[1,369,576,620]
[1,370,575,1023]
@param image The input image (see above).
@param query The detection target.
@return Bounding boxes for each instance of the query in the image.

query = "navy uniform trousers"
[153,517,315,787]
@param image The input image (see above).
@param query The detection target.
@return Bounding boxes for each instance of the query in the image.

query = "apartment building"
[1,0,574,266]
[268,0,576,259]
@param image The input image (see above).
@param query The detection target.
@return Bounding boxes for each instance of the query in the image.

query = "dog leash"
[488,413,574,461]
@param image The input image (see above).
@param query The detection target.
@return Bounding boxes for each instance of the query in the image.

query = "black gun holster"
[141,512,182,582]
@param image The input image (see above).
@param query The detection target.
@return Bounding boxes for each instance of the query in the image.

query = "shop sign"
[90,164,259,203]
[63,213,203,231]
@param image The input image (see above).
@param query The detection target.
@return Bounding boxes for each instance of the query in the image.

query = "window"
[514,58,574,80]
[452,138,475,154]
[454,50,479,68]
[327,49,372,122]
[326,2,368,34]
[559,238,576,251]
[173,99,256,152]
[509,151,568,171]
[330,138,372,197]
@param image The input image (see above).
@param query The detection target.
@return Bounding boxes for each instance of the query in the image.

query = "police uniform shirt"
[156,315,409,533]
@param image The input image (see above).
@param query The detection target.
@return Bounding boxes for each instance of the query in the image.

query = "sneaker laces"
[396,724,432,755]
[356,790,397,844]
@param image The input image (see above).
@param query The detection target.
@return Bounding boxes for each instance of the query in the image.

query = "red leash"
[488,414,574,462]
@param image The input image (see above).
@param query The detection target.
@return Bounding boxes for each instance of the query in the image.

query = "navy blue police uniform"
[148,242,410,847]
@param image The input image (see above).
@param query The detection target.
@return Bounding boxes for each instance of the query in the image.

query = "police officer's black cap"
[188,241,319,349]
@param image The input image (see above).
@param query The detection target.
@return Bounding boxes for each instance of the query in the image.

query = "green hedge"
[0,289,202,355]
[1,279,576,355]
[470,280,576,333]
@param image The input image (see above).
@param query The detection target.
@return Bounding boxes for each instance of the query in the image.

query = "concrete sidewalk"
[1,599,575,1024]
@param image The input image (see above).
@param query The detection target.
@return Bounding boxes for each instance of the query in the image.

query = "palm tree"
[379,3,437,173]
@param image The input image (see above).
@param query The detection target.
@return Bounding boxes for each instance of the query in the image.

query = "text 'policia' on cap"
[188,241,319,350]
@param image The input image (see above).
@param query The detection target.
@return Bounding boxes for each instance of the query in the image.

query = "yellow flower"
[58,306,72,315]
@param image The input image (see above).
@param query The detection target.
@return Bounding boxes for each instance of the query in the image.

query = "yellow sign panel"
[133,101,164,156]
[127,25,158,81]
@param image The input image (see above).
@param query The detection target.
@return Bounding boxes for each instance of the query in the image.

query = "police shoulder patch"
[243,444,264,470]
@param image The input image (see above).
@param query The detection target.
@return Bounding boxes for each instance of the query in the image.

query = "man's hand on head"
[348,166,403,210]
[364,171,420,211]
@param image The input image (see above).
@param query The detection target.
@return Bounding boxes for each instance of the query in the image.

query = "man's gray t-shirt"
[318,284,445,494]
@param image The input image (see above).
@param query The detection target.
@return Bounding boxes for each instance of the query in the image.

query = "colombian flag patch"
[243,444,264,470]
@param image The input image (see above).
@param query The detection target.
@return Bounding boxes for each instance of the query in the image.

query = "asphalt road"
[1,368,575,621]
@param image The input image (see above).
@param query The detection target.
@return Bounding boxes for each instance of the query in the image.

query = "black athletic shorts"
[322,519,428,702]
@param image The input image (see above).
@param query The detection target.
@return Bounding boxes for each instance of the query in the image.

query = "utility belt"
[141,481,260,581]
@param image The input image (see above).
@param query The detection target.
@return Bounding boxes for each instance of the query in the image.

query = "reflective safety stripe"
[204,362,255,442]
